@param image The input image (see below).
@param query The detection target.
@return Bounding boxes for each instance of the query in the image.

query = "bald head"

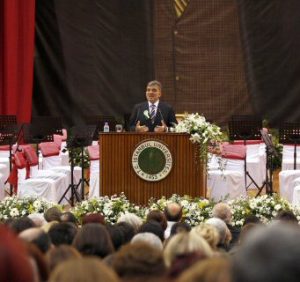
[212,203,232,224]
[164,202,182,222]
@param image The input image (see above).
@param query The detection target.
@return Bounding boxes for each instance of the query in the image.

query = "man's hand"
[154,120,167,132]
[135,121,149,132]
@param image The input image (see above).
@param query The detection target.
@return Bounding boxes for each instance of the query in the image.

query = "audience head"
[170,221,191,236]
[82,213,105,225]
[60,211,78,225]
[177,257,232,282]
[0,226,34,282]
[191,223,220,250]
[48,222,77,246]
[274,210,298,224]
[164,231,213,268]
[19,227,51,253]
[116,221,135,243]
[212,203,232,224]
[46,245,81,272]
[49,257,119,282]
[73,223,114,258]
[206,217,229,246]
[232,224,300,282]
[238,223,261,245]
[44,206,62,222]
[112,242,166,280]
[131,232,163,251]
[243,214,262,226]
[117,212,143,233]
[164,202,182,222]
[138,220,165,242]
[8,216,35,234]
[106,224,127,251]
[28,213,47,227]
[146,210,167,231]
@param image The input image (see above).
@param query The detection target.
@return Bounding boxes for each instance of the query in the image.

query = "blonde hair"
[163,232,213,267]
[177,257,231,282]
[49,257,119,282]
[191,223,220,250]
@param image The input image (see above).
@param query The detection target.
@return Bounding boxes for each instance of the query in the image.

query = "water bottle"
[103,122,110,132]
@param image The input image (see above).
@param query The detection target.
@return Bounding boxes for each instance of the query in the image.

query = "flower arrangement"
[175,113,223,162]
[0,196,57,222]
[148,194,214,226]
[2,194,300,227]
[228,194,300,226]
[72,193,147,224]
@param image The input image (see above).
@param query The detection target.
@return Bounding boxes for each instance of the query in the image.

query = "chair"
[87,145,100,198]
[279,170,300,203]
[207,144,247,201]
[281,145,300,170]
[39,142,61,169]
[17,146,73,203]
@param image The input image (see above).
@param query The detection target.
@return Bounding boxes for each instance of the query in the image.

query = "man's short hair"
[147,80,162,90]
[44,207,62,222]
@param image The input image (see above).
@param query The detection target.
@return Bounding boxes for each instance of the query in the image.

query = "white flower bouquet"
[72,193,146,224]
[0,196,57,222]
[175,113,223,162]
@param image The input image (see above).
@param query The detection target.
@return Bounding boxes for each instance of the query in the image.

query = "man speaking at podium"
[129,80,177,132]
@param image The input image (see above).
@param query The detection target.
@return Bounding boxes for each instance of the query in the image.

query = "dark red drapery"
[0,0,35,123]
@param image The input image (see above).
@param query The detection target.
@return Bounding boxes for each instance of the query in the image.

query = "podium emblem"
[132,140,173,181]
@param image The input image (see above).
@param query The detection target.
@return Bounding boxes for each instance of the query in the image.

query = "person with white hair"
[206,217,231,252]
[131,232,163,251]
[117,213,143,233]
[212,202,240,248]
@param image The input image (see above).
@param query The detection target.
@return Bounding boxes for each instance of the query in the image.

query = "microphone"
[158,108,165,124]
[134,107,141,126]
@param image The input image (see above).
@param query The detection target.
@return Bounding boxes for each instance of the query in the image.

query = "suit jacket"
[129,101,177,132]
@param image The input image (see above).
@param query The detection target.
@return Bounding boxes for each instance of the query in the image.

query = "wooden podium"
[99,132,206,205]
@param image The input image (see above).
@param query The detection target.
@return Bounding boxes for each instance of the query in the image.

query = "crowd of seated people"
[1,203,300,282]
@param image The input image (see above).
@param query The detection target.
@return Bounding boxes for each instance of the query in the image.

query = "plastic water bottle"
[103,122,110,132]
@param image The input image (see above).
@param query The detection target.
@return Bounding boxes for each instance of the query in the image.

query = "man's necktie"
[150,104,156,124]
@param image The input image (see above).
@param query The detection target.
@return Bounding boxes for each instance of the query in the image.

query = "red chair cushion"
[221,144,246,160]
[39,142,60,157]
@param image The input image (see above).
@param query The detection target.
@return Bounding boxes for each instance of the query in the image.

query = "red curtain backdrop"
[0,0,35,123]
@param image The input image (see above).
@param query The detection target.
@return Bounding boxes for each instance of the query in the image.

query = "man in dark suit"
[129,80,177,132]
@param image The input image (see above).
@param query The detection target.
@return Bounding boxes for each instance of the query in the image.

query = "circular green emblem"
[132,140,173,181]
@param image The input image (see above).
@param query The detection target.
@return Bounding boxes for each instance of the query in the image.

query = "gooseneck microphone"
[158,108,165,124]
[134,107,141,126]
